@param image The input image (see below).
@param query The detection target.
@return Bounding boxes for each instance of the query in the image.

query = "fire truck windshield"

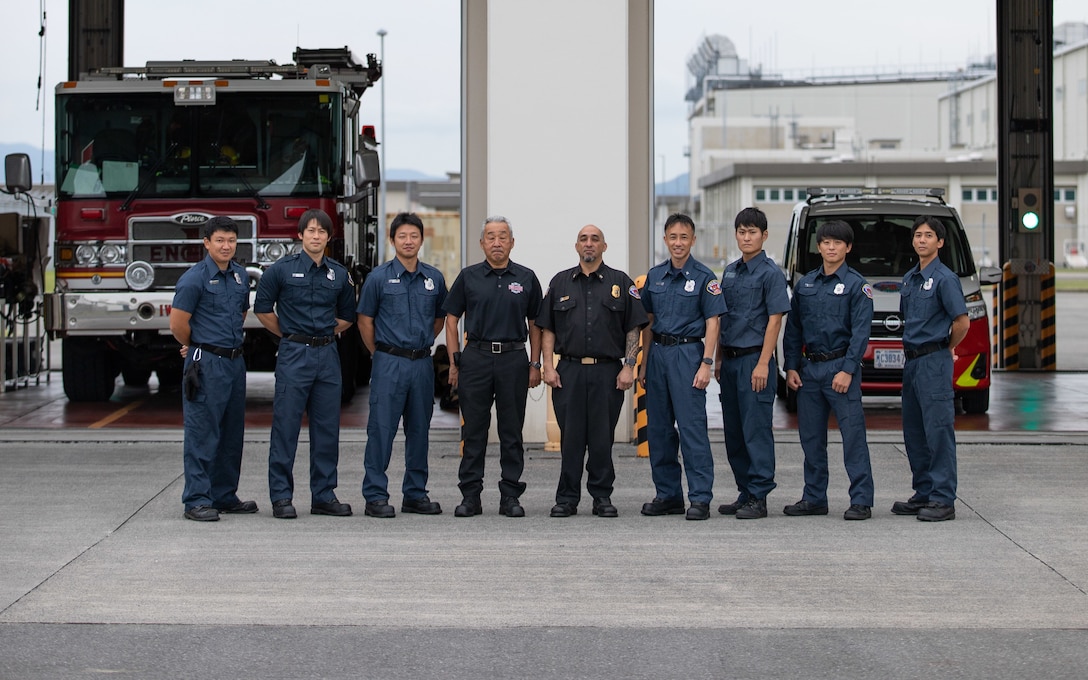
[56,92,343,201]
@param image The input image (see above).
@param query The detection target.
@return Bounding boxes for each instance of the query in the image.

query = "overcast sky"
[2,1,1085,181]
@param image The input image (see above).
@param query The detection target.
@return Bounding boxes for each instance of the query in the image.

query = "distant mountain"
[656,173,689,195]
[0,144,55,185]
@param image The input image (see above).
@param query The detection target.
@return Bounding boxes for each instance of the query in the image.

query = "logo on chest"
[508,282,524,294]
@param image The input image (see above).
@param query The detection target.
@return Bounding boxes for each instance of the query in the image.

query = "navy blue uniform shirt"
[783,264,873,374]
[900,258,968,347]
[253,253,355,336]
[443,260,542,342]
[356,258,447,350]
[171,254,249,348]
[717,251,790,348]
[641,256,726,337]
[536,262,648,359]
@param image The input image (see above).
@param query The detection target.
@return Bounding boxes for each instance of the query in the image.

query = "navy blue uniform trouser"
[182,351,247,510]
[552,359,624,504]
[362,351,435,502]
[268,341,342,504]
[719,352,777,502]
[457,346,529,499]
[796,360,874,506]
[645,342,714,504]
[901,350,957,504]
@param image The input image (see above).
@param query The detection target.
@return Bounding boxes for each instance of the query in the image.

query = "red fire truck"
[44,47,381,401]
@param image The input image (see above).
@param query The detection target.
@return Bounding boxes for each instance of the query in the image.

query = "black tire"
[121,365,152,387]
[960,388,989,414]
[62,337,119,402]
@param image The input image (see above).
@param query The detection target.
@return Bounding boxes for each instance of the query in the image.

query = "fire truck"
[43,47,381,401]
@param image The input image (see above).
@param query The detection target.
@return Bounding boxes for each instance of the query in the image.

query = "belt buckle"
[490,342,502,353]
[581,357,594,365]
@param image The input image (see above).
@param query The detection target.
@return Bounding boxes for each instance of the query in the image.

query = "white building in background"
[684,26,1088,266]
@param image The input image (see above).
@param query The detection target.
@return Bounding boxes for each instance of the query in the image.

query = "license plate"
[874,349,905,370]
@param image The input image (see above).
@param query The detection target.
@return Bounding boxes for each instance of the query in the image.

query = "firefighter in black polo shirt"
[443,216,543,518]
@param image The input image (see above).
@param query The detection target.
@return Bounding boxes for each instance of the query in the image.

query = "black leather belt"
[376,342,431,360]
[284,334,335,347]
[653,333,702,346]
[904,341,949,360]
[194,343,243,359]
[719,345,761,359]
[561,356,618,365]
[467,340,525,353]
[805,347,848,362]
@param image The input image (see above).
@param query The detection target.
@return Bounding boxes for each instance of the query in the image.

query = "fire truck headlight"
[265,243,287,261]
[75,245,99,264]
[289,243,303,256]
[125,261,155,291]
[99,244,126,264]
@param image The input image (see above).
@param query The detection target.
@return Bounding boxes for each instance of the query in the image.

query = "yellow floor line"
[89,400,145,429]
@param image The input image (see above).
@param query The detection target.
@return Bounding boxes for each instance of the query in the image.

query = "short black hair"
[389,212,425,239]
[663,213,695,234]
[816,219,854,245]
[298,208,333,236]
[911,215,947,241]
[734,207,768,232]
[202,215,238,239]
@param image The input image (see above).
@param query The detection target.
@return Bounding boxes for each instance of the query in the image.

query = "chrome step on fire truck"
[38,47,382,401]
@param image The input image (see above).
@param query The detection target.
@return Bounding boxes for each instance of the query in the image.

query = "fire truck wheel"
[62,337,119,402]
[960,388,990,414]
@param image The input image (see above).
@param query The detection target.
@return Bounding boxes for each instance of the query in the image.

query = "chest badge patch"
[834,283,845,295]
[684,280,696,293]
[425,278,435,290]
[327,269,335,281]
[234,272,243,286]
[559,295,570,302]
[508,282,524,294]
[923,277,933,291]
[611,284,621,299]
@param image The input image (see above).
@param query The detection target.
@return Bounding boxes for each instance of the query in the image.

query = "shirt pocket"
[382,282,410,325]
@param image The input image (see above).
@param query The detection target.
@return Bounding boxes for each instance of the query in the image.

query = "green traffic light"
[1022,211,1040,230]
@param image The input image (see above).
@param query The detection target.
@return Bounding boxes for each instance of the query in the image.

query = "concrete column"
[462,0,653,443]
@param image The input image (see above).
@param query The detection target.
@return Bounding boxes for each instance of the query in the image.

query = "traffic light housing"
[1018,188,1042,233]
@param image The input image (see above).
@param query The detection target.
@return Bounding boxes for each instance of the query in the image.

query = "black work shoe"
[402,496,442,515]
[783,499,829,516]
[311,498,352,516]
[184,505,220,522]
[499,496,525,518]
[454,496,482,517]
[592,497,618,518]
[844,504,872,520]
[216,500,258,514]
[550,502,577,518]
[685,502,710,520]
[891,496,929,515]
[272,499,297,519]
[718,497,748,515]
[917,502,955,522]
[735,497,768,519]
[364,500,396,518]
[640,497,685,516]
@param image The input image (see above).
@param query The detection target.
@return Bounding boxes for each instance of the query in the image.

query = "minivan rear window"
[797,215,975,278]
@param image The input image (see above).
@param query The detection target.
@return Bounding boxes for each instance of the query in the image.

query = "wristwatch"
[530,361,542,369]
[623,357,637,367]
[701,357,714,365]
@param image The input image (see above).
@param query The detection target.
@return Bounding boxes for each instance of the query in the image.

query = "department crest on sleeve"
[707,280,722,295]
[628,285,641,300]
[862,283,874,299]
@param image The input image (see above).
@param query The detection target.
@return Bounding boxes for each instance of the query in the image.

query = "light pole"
[377,28,387,261]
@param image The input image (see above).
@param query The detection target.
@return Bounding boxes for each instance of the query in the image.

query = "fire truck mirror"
[4,153,33,193]
[354,148,380,189]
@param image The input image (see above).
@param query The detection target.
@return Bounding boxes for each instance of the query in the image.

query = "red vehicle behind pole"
[45,47,381,401]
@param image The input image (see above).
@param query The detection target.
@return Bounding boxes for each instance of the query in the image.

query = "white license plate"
[874,349,905,370]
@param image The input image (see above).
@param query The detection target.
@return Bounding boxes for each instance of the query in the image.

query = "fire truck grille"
[128,216,257,290]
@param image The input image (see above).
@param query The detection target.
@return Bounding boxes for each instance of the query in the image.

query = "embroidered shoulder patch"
[862,283,874,299]
[628,285,641,300]
[707,280,722,295]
